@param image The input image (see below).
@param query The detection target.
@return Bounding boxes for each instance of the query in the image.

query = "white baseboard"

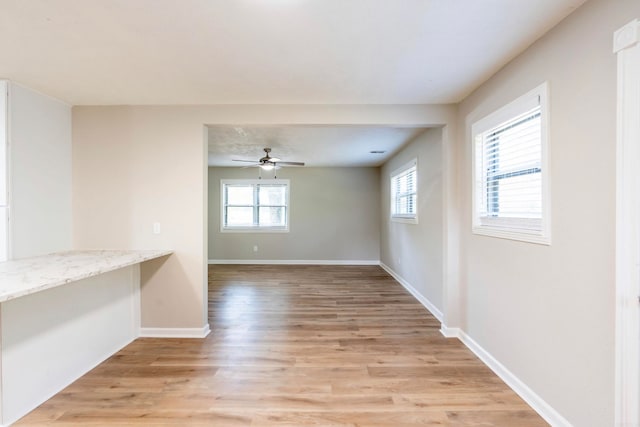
[139,324,211,339]
[377,264,568,425]
[439,326,461,338]
[208,259,380,265]
[379,262,444,323]
[444,328,571,427]
[211,259,567,425]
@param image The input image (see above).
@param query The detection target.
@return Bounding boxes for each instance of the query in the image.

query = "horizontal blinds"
[479,106,542,231]
[392,165,416,216]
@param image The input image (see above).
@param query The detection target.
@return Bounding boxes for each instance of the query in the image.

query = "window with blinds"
[472,82,550,244]
[221,179,289,232]
[391,160,418,223]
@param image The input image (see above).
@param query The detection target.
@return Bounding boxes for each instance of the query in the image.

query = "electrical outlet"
[153,222,161,234]
[253,245,258,252]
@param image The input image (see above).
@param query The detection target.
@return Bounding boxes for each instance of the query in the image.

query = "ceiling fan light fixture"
[232,148,304,170]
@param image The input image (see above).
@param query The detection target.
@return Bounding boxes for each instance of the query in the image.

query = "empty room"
[0,0,639,426]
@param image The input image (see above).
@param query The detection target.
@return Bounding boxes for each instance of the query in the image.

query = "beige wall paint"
[381,128,444,313]
[209,167,380,261]
[72,107,207,329]
[456,0,640,425]
[72,104,455,330]
[61,3,637,422]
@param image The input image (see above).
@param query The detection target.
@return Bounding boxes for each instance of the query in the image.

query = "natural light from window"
[390,159,418,224]
[221,179,289,232]
[472,82,550,244]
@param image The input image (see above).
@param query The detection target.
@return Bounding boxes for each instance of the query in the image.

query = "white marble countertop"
[0,250,173,303]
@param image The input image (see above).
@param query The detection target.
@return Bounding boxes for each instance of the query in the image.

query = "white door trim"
[614,18,640,427]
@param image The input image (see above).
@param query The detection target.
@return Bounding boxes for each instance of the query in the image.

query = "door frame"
[614,18,640,427]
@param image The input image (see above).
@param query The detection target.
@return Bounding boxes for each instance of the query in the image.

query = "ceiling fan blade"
[232,159,259,163]
[277,161,305,166]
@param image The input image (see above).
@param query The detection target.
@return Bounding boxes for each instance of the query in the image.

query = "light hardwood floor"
[17,265,548,426]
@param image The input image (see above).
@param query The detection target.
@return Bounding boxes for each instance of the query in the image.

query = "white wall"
[72,104,456,330]
[380,128,444,317]
[209,166,380,262]
[0,81,7,262]
[455,0,640,425]
[1,265,139,425]
[9,82,72,259]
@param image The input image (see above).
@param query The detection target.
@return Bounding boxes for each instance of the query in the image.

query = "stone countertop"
[0,250,173,303]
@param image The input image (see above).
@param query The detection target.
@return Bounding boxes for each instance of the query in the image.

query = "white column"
[440,121,462,336]
[613,18,640,427]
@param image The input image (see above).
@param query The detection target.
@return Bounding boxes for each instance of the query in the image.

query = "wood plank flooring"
[17,265,548,426]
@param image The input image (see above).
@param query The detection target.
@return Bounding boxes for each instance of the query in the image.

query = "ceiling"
[0,0,586,106]
[1,0,586,167]
[208,126,430,167]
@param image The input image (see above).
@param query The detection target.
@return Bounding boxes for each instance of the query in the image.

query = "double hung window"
[221,179,289,232]
[472,82,550,244]
[391,159,418,223]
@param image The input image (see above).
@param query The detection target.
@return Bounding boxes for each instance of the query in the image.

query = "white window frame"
[390,159,418,224]
[613,19,640,427]
[471,82,551,245]
[220,179,290,233]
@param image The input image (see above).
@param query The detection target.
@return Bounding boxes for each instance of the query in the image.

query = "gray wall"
[455,0,640,425]
[380,128,444,314]
[208,166,380,261]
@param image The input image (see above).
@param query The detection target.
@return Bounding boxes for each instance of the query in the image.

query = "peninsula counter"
[0,250,172,425]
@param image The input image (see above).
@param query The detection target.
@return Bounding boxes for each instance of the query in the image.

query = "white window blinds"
[391,160,417,221]
[472,82,550,244]
[478,106,542,230]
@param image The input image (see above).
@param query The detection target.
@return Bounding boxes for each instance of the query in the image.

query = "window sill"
[391,216,418,225]
[472,226,550,245]
[221,227,289,233]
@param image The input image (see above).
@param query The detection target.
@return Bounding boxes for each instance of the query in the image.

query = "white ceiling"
[0,0,586,106]
[208,126,430,167]
[1,0,586,167]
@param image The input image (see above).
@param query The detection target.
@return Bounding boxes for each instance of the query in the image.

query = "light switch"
[153,222,161,234]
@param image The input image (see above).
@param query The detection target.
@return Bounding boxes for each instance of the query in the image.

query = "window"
[391,159,418,223]
[472,82,550,244]
[221,179,289,232]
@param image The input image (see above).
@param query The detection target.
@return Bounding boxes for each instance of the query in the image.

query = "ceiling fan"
[232,148,305,171]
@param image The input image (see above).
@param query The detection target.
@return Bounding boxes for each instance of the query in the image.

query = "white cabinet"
[0,81,71,261]
[0,207,6,262]
[0,81,8,262]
